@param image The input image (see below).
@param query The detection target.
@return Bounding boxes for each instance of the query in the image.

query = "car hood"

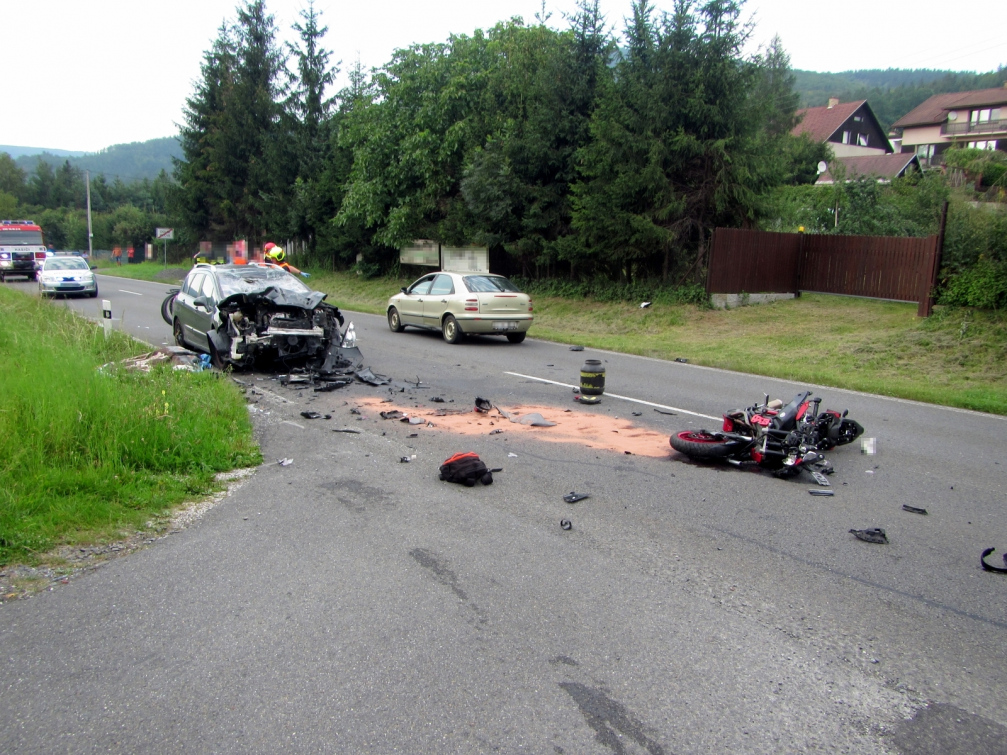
[218,286,327,311]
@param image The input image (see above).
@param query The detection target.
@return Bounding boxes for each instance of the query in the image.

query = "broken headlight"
[342,322,357,348]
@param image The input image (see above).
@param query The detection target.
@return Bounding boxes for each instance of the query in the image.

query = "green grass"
[99,265,1007,415]
[0,288,260,566]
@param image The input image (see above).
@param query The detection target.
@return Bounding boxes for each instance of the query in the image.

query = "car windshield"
[0,230,43,245]
[463,275,521,293]
[44,258,89,271]
[215,266,312,298]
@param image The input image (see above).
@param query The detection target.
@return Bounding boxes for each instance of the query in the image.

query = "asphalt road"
[1,274,1006,754]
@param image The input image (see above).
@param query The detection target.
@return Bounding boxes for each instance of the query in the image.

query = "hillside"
[0,146,86,160]
[794,67,1007,131]
[11,136,181,183]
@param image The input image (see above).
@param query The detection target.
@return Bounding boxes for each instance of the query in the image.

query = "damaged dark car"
[171,263,360,372]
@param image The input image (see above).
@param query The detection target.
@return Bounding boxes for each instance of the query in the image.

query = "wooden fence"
[706,228,942,316]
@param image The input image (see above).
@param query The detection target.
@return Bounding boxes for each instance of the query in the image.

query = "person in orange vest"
[263,243,309,277]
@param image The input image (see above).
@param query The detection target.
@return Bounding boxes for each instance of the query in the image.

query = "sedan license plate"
[492,321,518,331]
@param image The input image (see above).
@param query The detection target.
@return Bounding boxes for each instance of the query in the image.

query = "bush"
[939,257,1007,309]
[511,276,709,306]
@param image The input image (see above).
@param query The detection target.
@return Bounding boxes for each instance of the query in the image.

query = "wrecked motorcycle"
[669,391,864,478]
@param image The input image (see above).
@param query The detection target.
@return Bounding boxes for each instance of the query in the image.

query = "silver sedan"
[37,256,98,298]
[387,271,533,344]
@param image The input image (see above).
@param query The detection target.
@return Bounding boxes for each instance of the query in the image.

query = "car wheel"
[388,307,405,332]
[209,341,228,370]
[442,315,463,344]
[89,287,98,298]
[173,318,187,348]
[506,332,526,344]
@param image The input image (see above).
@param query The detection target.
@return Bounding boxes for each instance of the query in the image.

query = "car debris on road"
[850,528,888,544]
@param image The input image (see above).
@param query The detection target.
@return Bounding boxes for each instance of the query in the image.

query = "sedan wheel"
[442,315,463,344]
[506,332,526,344]
[173,318,187,349]
[388,307,405,332]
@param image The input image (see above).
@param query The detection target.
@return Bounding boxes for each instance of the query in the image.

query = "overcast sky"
[5,0,1005,153]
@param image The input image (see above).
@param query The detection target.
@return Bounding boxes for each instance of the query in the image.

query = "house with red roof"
[792,98,893,158]
[814,153,922,185]
[890,85,1007,167]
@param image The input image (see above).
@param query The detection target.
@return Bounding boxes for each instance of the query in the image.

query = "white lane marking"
[119,289,144,296]
[504,371,720,421]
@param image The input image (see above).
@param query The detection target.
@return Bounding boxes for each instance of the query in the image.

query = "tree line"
[173,0,829,284]
[0,151,173,252]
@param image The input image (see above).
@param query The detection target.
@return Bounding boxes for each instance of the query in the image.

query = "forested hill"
[11,137,181,183]
[795,67,1007,131]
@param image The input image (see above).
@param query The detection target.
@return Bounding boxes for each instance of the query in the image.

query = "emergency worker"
[262,242,308,277]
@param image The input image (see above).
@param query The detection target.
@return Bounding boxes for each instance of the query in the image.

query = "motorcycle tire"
[670,430,739,458]
[160,292,177,325]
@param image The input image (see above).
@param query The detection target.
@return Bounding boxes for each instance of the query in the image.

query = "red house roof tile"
[792,100,866,142]
[892,87,1007,128]
[816,153,921,184]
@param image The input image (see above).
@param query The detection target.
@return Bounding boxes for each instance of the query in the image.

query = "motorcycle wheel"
[670,430,738,458]
[161,292,176,325]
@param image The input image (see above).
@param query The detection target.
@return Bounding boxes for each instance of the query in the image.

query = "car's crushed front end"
[206,281,360,373]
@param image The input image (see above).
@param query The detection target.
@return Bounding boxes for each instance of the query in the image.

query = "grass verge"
[0,287,260,567]
[99,265,1007,415]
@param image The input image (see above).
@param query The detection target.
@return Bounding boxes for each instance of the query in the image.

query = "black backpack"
[439,452,493,487]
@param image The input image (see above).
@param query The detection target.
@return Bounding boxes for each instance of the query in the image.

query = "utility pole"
[85,170,93,257]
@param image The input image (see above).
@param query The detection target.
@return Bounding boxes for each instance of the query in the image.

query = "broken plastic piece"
[277,458,293,466]
[508,452,518,458]
[400,456,411,463]
[430,397,445,403]
[640,302,651,308]
[300,411,331,420]
[653,408,677,416]
[560,519,572,530]
[407,416,424,425]
[380,410,405,420]
[569,345,584,351]
[332,428,361,434]
[810,470,831,487]
[980,548,1007,574]
[563,492,590,503]
[515,413,557,427]
[474,397,493,412]
[674,357,689,363]
[850,527,888,544]
[902,505,928,515]
[632,411,642,416]
[314,379,353,392]
[489,429,504,435]
[809,489,834,496]
[356,367,390,386]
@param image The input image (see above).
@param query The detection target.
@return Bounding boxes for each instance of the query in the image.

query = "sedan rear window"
[463,275,521,293]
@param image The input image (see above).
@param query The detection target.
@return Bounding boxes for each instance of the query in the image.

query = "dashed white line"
[118,289,144,296]
[504,371,720,421]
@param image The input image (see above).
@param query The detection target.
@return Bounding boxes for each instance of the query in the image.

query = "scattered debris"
[407,416,424,425]
[508,452,518,458]
[850,527,888,544]
[101,347,209,374]
[356,367,390,386]
[810,470,831,486]
[640,302,651,308]
[280,374,310,385]
[809,489,834,497]
[560,519,573,530]
[331,428,361,434]
[515,413,556,427]
[300,411,331,420]
[980,548,1007,574]
[563,492,590,503]
[569,345,584,351]
[400,456,411,463]
[632,411,642,416]
[474,397,494,412]
[430,397,445,403]
[407,433,418,438]
[380,410,405,420]
[439,452,494,486]
[277,458,293,466]
[861,437,877,455]
[902,505,928,515]
[314,378,353,392]
[653,408,677,416]
[489,429,504,435]
[674,357,689,363]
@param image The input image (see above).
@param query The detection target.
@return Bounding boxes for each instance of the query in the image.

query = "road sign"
[155,227,174,240]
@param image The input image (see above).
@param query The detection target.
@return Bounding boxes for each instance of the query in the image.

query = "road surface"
[1,273,1005,753]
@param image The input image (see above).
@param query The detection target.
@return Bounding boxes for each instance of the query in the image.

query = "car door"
[187,273,219,351]
[175,272,204,346]
[398,274,435,326]
[423,274,456,328]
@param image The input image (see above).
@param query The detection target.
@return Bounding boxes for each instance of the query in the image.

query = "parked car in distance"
[37,256,98,298]
[387,271,533,344]
[172,262,354,369]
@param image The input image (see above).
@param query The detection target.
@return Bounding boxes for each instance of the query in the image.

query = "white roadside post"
[102,299,112,340]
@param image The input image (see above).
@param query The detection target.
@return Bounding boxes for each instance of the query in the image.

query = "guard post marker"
[102,299,112,339]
